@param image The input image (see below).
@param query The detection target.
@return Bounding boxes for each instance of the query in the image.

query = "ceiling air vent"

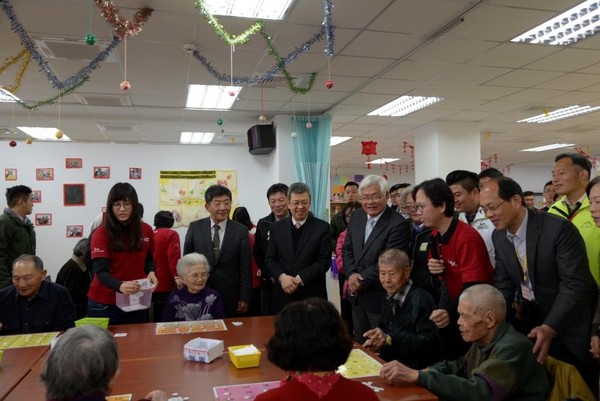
[34,37,118,62]
[251,74,308,88]
[96,123,139,133]
[74,94,131,107]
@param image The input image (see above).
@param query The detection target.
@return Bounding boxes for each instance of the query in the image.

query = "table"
[0,346,49,400]
[5,317,437,401]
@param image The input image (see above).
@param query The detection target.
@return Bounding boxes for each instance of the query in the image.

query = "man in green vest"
[550,153,600,285]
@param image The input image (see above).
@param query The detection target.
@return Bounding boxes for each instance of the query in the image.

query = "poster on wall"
[63,184,85,206]
[5,168,17,181]
[158,170,237,228]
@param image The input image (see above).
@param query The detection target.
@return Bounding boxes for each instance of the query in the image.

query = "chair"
[543,356,595,401]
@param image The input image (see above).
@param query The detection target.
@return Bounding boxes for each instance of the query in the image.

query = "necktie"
[295,222,302,229]
[213,225,221,260]
[364,218,376,244]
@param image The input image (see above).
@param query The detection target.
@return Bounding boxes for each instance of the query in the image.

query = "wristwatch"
[386,335,392,346]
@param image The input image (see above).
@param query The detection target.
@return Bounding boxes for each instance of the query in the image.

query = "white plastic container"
[115,278,154,312]
[183,338,224,363]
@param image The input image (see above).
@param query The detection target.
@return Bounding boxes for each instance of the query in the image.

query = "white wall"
[0,142,277,279]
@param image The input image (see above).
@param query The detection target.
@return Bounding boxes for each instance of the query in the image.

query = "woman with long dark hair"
[87,183,157,325]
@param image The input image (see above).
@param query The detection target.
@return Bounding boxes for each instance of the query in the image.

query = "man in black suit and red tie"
[183,184,252,317]
[265,182,332,314]
[343,175,410,343]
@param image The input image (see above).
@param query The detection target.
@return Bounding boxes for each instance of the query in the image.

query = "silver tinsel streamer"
[1,0,121,90]
[192,0,335,85]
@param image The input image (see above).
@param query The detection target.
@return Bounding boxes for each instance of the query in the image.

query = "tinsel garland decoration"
[261,28,317,94]
[194,0,263,46]
[93,0,153,38]
[322,0,334,57]
[16,77,89,111]
[0,48,31,93]
[190,0,334,94]
[1,0,121,91]
[191,28,325,87]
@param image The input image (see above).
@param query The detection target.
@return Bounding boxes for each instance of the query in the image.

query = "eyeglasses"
[411,203,432,213]
[543,189,556,194]
[112,201,133,210]
[390,193,401,198]
[481,200,506,215]
[360,194,384,203]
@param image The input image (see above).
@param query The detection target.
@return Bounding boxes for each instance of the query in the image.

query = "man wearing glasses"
[480,176,597,396]
[265,182,331,314]
[343,175,410,343]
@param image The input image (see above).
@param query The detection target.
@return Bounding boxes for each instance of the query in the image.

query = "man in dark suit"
[480,176,597,395]
[254,183,289,315]
[265,182,331,314]
[343,175,410,343]
[183,185,252,317]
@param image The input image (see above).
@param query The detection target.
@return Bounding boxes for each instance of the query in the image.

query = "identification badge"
[419,242,428,252]
[520,283,535,302]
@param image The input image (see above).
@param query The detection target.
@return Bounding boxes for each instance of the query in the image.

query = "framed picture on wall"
[129,167,142,179]
[65,158,83,169]
[63,183,85,206]
[35,213,52,226]
[31,190,42,203]
[66,225,84,238]
[36,168,54,181]
[93,166,110,179]
[4,168,17,181]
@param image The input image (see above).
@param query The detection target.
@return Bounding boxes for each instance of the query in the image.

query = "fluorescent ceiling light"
[330,136,352,146]
[367,158,400,165]
[0,88,20,103]
[511,0,600,46]
[203,0,294,20]
[180,132,215,144]
[17,126,71,141]
[186,85,242,110]
[367,96,444,117]
[521,143,575,152]
[517,105,600,123]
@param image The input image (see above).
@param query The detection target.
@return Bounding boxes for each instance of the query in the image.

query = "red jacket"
[152,228,181,293]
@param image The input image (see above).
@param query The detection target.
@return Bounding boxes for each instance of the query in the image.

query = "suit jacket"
[253,212,277,278]
[492,208,596,363]
[265,215,332,313]
[343,207,410,313]
[183,218,252,317]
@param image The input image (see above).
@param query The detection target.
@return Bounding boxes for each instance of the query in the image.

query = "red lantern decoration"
[361,141,377,170]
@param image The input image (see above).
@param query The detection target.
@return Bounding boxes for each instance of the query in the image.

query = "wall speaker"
[247,123,276,155]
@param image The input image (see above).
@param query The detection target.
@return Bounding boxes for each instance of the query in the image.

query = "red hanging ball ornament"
[120,80,131,91]
[325,79,334,89]
[306,122,313,129]
[9,140,16,147]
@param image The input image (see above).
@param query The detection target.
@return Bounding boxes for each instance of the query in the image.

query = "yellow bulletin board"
[158,170,237,227]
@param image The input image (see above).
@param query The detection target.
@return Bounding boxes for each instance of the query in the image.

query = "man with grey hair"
[0,254,75,335]
[343,175,410,343]
[57,238,92,319]
[266,182,332,314]
[41,325,166,401]
[380,284,551,401]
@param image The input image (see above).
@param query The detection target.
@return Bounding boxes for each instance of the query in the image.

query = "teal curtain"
[292,114,331,221]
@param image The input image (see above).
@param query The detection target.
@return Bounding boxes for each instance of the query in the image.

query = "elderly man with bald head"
[380,284,550,401]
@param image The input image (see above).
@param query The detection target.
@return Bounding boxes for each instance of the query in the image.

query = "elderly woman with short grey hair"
[41,325,166,401]
[161,252,225,321]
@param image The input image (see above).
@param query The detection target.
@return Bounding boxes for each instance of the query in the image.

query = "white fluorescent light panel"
[203,0,294,20]
[17,126,71,141]
[330,136,352,146]
[367,96,444,117]
[511,0,600,45]
[367,158,400,165]
[186,85,242,110]
[521,143,575,152]
[518,105,600,123]
[0,88,20,103]
[180,132,215,144]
